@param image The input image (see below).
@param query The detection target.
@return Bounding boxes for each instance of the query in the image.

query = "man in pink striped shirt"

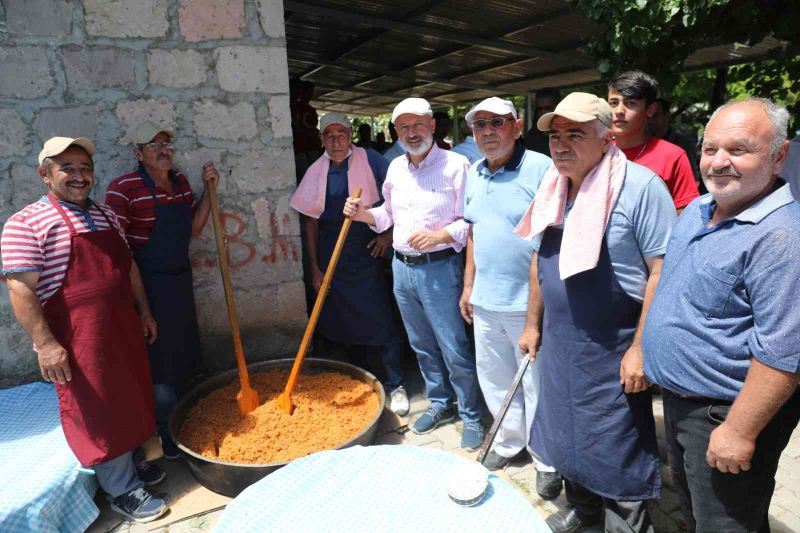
[344,98,484,451]
[1,137,168,522]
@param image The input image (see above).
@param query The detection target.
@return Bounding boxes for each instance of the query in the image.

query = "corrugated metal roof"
[285,0,784,116]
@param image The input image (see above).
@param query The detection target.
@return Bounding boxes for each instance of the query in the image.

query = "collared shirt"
[643,184,800,401]
[451,136,483,164]
[464,144,550,311]
[382,142,405,162]
[532,161,676,302]
[620,137,699,210]
[369,144,470,254]
[105,166,196,252]
[779,135,800,201]
[1,197,124,302]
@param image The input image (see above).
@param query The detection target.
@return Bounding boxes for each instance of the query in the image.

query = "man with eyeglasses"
[344,97,484,451]
[458,97,562,496]
[105,122,218,480]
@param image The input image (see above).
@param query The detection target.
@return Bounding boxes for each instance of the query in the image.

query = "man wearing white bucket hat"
[459,96,561,497]
[344,97,484,451]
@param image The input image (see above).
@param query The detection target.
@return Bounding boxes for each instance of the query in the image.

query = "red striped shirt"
[105,169,196,252]
[1,198,125,302]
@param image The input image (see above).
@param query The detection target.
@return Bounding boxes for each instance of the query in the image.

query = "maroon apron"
[42,194,156,466]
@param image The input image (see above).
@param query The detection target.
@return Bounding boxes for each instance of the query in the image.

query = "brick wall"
[0,0,306,384]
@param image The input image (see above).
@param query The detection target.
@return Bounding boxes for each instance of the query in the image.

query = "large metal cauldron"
[169,358,386,497]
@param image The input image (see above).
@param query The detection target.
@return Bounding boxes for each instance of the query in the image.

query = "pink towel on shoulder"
[289,145,381,219]
[513,145,627,279]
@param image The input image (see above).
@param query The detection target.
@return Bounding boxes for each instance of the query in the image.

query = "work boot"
[412,406,456,434]
[109,488,168,523]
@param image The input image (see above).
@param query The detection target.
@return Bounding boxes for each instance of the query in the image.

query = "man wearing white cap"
[344,97,484,451]
[105,122,218,473]
[290,112,408,415]
[1,137,168,522]
[458,97,561,494]
[514,93,675,532]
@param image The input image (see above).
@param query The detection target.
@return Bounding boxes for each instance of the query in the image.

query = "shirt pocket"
[687,260,737,319]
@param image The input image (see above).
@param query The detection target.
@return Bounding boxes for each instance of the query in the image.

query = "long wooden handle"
[282,188,363,400]
[207,180,252,391]
[477,357,531,464]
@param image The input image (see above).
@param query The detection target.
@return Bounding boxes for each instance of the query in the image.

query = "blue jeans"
[392,254,481,424]
[93,451,141,498]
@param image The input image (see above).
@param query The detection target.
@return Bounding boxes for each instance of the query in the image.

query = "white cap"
[319,112,351,133]
[391,97,433,123]
[132,121,173,144]
[465,97,518,123]
[38,137,96,165]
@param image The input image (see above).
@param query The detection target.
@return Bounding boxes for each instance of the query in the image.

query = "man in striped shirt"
[1,137,168,522]
[344,98,484,451]
[105,122,217,468]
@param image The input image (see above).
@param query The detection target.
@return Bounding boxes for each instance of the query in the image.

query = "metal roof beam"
[284,1,581,62]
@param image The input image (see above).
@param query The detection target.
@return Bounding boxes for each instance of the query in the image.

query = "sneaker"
[482,449,513,471]
[160,435,182,460]
[389,386,410,416]
[461,421,484,451]
[412,406,456,434]
[135,459,166,486]
[109,488,167,523]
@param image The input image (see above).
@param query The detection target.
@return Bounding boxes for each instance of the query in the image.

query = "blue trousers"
[392,254,481,424]
[93,452,141,498]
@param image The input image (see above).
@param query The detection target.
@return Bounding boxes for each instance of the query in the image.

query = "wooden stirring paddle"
[207,179,259,415]
[277,188,363,414]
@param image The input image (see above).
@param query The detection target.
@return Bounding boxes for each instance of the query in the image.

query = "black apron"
[133,171,201,385]
[316,159,397,346]
[531,227,661,501]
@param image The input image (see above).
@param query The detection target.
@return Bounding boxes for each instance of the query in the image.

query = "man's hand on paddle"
[38,339,71,384]
[517,325,541,361]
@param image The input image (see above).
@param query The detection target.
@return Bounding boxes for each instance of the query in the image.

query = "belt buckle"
[403,252,421,265]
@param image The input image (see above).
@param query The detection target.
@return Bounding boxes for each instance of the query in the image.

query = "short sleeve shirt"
[643,185,800,401]
[534,162,676,302]
[465,145,550,311]
[1,198,125,302]
[622,137,699,210]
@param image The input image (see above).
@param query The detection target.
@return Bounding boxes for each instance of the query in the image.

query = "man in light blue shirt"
[459,97,559,489]
[643,98,800,533]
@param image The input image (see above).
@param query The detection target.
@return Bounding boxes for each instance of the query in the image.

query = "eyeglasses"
[142,141,174,151]
[468,117,516,131]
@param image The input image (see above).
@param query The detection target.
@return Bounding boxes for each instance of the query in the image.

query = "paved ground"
[89,372,800,532]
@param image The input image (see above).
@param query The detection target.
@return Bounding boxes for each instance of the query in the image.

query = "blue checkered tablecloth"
[216,444,549,532]
[0,382,99,533]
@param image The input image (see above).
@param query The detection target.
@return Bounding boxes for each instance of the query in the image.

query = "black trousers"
[662,388,800,533]
[565,478,654,533]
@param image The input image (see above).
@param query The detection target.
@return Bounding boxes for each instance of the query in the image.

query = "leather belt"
[394,248,457,265]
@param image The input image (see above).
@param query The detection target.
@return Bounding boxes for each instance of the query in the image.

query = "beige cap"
[465,97,518,122]
[391,97,433,123]
[537,92,612,131]
[132,121,173,144]
[38,137,96,165]
[319,112,351,133]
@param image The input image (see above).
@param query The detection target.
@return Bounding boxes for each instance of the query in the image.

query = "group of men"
[310,70,798,532]
[1,123,219,523]
[1,64,798,532]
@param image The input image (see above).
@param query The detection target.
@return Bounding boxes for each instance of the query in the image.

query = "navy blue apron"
[532,226,661,501]
[133,170,201,385]
[316,159,396,346]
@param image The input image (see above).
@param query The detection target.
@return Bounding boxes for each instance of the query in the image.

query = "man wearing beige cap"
[290,112,408,415]
[458,96,562,494]
[1,137,168,522]
[514,93,675,532]
[105,122,217,474]
[344,97,484,451]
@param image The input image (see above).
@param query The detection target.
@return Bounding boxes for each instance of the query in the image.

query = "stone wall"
[0,0,306,385]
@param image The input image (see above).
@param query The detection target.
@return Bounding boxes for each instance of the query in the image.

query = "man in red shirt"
[106,122,217,480]
[608,71,699,212]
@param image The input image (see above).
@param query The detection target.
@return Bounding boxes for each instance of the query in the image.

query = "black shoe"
[482,450,514,471]
[536,470,563,500]
[135,459,166,486]
[545,508,601,533]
